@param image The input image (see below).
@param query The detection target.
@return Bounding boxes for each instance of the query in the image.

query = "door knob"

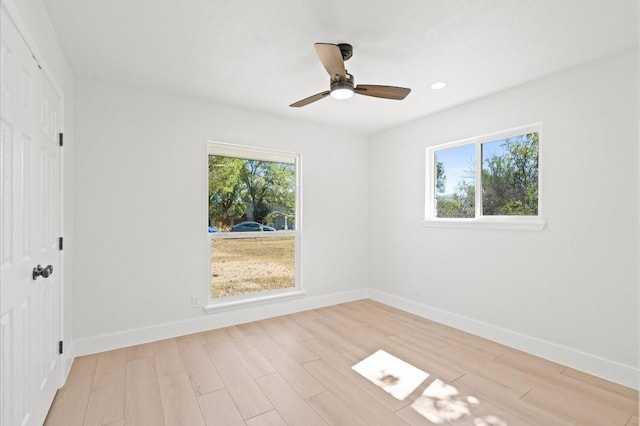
[33,264,53,280]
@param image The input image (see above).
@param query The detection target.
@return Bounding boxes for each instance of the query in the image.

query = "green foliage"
[436,181,475,218]
[436,161,446,194]
[208,156,245,219]
[209,156,295,224]
[482,133,538,215]
[434,132,538,218]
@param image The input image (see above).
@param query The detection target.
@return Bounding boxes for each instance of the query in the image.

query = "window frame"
[204,141,304,313]
[424,124,545,231]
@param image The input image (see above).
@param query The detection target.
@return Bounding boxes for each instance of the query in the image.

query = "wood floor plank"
[433,343,531,397]
[398,381,535,426]
[551,371,639,415]
[176,334,225,395]
[437,342,500,370]
[157,372,205,426]
[346,325,466,383]
[304,359,408,426]
[391,323,451,350]
[357,300,439,334]
[198,327,226,346]
[303,334,415,412]
[256,373,328,426]
[245,410,288,426]
[451,373,572,426]
[204,339,273,419]
[302,337,359,370]
[340,306,420,337]
[286,308,322,324]
[197,389,245,426]
[152,338,185,377]
[222,325,276,378]
[257,317,320,364]
[272,314,314,340]
[296,317,360,353]
[314,305,364,329]
[521,385,631,425]
[495,350,638,416]
[44,355,98,426]
[562,367,639,401]
[394,402,437,426]
[241,327,326,398]
[495,350,566,376]
[314,314,362,340]
[83,349,126,426]
[125,343,153,361]
[307,390,368,426]
[124,357,165,426]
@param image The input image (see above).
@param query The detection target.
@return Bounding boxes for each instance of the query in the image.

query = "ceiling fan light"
[330,86,354,100]
[330,77,355,100]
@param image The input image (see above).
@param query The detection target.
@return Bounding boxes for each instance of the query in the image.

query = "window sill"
[423,217,546,231]
[203,289,306,314]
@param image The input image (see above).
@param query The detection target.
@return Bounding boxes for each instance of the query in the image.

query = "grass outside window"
[210,236,295,298]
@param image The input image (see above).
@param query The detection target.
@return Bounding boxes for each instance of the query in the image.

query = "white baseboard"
[73,288,368,357]
[369,289,639,390]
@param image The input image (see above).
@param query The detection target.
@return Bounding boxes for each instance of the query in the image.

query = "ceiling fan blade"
[354,84,411,100]
[314,43,346,81]
[289,90,331,108]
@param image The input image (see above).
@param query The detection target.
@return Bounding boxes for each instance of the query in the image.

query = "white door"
[0,6,63,426]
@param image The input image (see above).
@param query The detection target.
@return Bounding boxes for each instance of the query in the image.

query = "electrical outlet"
[191,296,200,308]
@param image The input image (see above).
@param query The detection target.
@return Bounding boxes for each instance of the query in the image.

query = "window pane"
[211,236,295,298]
[434,144,475,218]
[208,150,297,300]
[481,132,539,215]
[208,156,295,230]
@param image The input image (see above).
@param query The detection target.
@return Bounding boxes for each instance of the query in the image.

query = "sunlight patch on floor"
[411,379,508,425]
[352,350,508,425]
[351,349,429,401]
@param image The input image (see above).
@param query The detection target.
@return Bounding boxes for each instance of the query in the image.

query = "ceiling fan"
[290,43,411,108]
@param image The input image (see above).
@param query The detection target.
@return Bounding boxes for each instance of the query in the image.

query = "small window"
[434,143,476,218]
[426,125,544,230]
[207,143,300,304]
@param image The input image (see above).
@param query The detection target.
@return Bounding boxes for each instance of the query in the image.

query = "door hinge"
[58,340,63,355]
[59,133,63,147]
[58,237,63,250]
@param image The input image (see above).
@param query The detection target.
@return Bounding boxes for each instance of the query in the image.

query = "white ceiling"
[42,0,638,135]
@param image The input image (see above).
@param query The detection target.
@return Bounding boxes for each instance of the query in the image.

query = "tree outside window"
[430,128,540,220]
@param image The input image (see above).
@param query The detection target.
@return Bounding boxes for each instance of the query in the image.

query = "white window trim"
[424,123,546,231]
[205,142,303,312]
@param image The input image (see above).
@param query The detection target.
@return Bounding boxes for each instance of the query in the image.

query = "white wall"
[5,0,76,376]
[72,79,370,352]
[369,48,639,388]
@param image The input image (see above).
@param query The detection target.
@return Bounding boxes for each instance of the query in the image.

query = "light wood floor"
[45,300,638,425]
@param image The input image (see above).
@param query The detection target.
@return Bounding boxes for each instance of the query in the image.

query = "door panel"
[0,6,63,426]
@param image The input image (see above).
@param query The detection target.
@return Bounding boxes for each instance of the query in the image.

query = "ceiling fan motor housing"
[337,43,353,61]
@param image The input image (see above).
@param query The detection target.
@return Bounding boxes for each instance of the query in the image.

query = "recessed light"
[430,81,447,90]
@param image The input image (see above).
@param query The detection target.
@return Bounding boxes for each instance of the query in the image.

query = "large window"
[426,125,544,230]
[207,143,300,304]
